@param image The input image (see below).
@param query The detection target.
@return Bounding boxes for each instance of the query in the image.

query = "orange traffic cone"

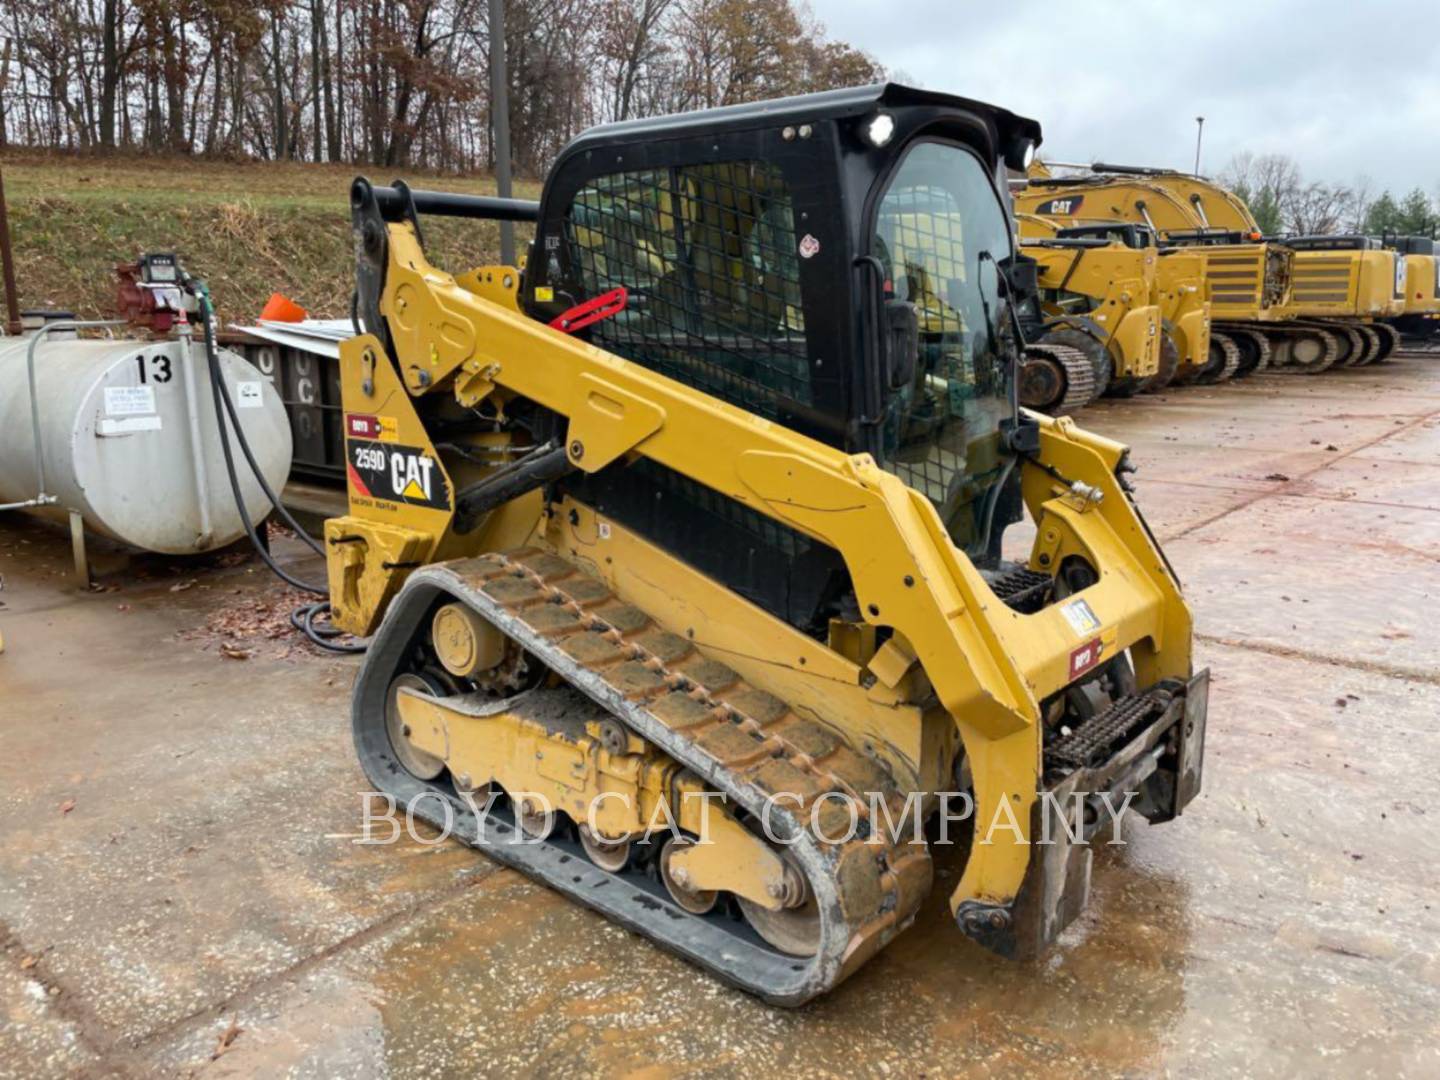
[259,293,308,322]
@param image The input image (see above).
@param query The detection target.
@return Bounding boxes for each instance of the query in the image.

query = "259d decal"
[347,438,450,510]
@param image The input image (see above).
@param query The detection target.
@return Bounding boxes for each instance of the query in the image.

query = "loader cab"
[526,84,1041,581]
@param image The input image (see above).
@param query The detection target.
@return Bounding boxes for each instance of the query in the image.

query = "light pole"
[1193,116,1205,176]
[489,0,515,266]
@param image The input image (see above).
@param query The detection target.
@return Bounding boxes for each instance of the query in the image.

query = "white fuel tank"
[0,333,293,554]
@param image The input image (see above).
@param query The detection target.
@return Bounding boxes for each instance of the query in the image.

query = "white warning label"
[1060,598,1102,636]
[104,385,157,416]
[236,381,265,409]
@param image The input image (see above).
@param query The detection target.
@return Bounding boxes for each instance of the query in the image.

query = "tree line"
[0,0,884,176]
[1221,151,1439,239]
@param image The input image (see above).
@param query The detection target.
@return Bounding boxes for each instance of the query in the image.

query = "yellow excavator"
[326,85,1209,1005]
[1380,235,1439,349]
[1017,163,1405,371]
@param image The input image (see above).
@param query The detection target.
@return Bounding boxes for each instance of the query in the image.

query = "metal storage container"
[0,331,292,554]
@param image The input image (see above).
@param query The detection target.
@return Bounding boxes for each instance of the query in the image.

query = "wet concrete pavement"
[2,357,1439,1078]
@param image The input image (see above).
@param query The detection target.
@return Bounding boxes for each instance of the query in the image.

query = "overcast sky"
[812,0,1440,196]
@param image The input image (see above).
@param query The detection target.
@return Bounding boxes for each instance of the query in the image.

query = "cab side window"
[565,162,810,417]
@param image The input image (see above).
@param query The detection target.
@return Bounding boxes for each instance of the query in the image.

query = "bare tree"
[1,0,884,174]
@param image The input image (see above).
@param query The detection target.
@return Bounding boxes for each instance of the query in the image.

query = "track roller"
[579,825,632,872]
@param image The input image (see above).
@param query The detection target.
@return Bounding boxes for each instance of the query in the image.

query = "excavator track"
[1333,324,1366,368]
[1020,342,1098,414]
[1276,325,1341,373]
[1228,328,1271,376]
[1351,325,1382,366]
[1194,331,1240,384]
[1369,323,1401,364]
[352,549,932,1006]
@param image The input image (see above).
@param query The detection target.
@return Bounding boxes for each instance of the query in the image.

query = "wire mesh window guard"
[566,162,810,419]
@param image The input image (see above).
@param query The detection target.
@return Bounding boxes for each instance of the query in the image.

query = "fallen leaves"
[210,1017,244,1060]
[176,584,317,661]
[58,799,76,815]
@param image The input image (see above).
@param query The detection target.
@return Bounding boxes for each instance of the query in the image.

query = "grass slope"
[0,151,539,324]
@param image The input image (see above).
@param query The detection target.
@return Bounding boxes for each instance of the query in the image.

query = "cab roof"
[557,83,1042,159]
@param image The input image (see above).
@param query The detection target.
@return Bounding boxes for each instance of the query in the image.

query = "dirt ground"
[2,357,1439,1078]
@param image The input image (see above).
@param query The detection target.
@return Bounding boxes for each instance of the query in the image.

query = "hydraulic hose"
[197,289,365,654]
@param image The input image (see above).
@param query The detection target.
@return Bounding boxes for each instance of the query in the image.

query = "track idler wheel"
[1352,325,1382,366]
[385,672,447,780]
[1333,325,1365,367]
[736,852,821,958]
[1194,331,1240,383]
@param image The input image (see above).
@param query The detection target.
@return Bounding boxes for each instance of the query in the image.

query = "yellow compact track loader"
[1018,214,1212,390]
[331,85,1208,1005]
[1010,219,1164,406]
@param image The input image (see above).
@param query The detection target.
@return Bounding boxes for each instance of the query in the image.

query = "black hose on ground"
[197,290,366,654]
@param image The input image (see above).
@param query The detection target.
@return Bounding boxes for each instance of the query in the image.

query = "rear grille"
[1291,257,1355,305]
[1203,254,1260,308]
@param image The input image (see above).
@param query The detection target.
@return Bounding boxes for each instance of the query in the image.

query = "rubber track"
[1196,331,1240,383]
[351,550,933,1005]
[1025,342,1097,413]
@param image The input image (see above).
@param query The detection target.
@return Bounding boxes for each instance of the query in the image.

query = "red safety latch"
[548,287,628,333]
